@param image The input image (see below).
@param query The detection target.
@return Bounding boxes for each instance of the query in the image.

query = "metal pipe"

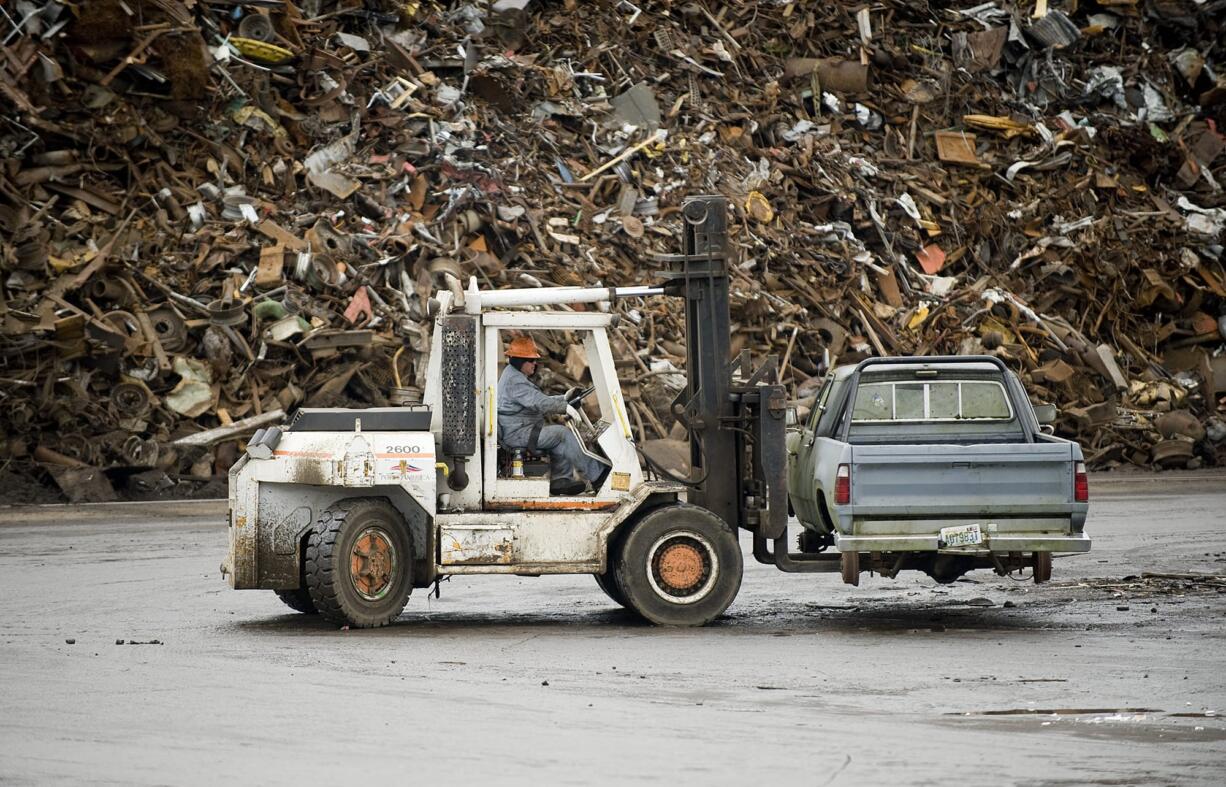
[462,277,663,313]
[448,457,469,491]
[442,272,466,307]
[752,529,842,573]
[611,285,666,299]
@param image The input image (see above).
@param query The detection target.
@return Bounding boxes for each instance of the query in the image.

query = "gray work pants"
[532,425,606,482]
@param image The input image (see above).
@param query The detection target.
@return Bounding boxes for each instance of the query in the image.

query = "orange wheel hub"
[350,528,395,601]
[656,542,704,592]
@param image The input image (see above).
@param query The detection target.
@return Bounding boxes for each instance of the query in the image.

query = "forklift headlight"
[246,427,282,460]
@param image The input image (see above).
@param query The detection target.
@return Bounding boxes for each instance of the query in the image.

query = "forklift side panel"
[436,483,684,573]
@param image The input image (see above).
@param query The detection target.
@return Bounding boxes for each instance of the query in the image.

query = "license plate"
[940,524,983,548]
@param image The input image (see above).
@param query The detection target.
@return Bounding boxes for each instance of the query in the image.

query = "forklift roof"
[287,407,432,432]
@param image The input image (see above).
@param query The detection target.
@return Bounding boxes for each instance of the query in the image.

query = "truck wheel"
[840,550,860,586]
[1033,551,1052,584]
[614,504,742,626]
[305,499,413,628]
[274,588,317,615]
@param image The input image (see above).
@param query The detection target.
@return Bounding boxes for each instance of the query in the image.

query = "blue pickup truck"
[786,356,1090,586]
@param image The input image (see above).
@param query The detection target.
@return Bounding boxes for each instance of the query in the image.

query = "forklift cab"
[491,387,610,488]
[480,312,643,509]
[489,334,608,488]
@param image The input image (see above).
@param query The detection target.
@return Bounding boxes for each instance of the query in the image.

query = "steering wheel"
[568,385,596,406]
[565,386,596,431]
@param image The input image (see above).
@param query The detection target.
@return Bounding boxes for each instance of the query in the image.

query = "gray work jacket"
[497,365,567,447]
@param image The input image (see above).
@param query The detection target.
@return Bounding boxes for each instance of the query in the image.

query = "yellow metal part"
[962,114,1034,140]
[613,392,632,439]
[391,346,405,388]
[230,37,294,64]
[744,190,774,223]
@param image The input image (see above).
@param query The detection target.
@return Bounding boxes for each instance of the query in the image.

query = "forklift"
[223,195,819,627]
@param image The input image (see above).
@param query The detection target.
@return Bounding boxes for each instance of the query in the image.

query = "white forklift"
[223,196,794,627]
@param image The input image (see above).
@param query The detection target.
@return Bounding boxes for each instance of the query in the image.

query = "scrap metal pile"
[2,0,1224,501]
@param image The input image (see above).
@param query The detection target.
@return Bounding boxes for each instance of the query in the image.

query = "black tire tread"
[614,503,742,627]
[304,499,411,628]
[305,505,348,623]
[594,571,629,608]
[595,525,631,607]
[274,587,318,614]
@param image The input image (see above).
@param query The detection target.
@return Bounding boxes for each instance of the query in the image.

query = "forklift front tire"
[595,527,630,608]
[614,504,742,626]
[594,570,629,608]
[305,498,413,628]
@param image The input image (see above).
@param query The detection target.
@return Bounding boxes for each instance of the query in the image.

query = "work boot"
[590,465,611,493]
[550,478,586,496]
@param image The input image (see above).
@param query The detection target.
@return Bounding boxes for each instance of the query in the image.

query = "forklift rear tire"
[275,542,319,614]
[614,504,742,626]
[274,588,317,615]
[305,498,413,628]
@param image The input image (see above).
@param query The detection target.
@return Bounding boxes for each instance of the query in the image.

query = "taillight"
[835,464,851,505]
[1074,461,1089,502]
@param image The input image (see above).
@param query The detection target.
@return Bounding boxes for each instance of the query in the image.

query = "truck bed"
[830,439,1090,553]
[849,440,1076,519]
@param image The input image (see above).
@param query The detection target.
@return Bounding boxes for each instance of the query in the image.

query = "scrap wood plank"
[172,409,286,447]
[934,130,979,165]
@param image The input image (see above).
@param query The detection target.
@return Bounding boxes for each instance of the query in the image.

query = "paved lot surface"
[1,473,1224,786]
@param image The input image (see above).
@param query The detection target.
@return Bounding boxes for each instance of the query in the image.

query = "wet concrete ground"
[1,473,1223,786]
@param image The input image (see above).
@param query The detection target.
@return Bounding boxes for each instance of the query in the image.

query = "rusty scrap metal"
[1,0,1224,503]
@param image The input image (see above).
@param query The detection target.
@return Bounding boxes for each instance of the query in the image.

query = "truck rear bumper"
[832,532,1091,554]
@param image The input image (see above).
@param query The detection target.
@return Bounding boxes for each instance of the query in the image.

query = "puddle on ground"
[938,710,1226,744]
[956,707,1163,715]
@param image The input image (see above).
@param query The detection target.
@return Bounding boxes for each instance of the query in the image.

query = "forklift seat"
[496,446,550,478]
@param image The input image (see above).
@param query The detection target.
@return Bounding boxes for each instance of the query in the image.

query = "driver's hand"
[565,404,582,422]
[564,386,581,403]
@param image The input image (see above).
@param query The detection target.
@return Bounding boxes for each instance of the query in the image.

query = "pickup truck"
[786,356,1090,586]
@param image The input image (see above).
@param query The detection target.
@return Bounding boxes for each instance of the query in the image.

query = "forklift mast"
[656,196,789,539]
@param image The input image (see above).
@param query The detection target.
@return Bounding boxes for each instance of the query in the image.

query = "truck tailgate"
[850,442,1074,519]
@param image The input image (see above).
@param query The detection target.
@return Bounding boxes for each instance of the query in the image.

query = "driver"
[497,336,610,496]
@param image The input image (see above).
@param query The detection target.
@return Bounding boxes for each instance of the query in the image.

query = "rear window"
[852,380,1012,422]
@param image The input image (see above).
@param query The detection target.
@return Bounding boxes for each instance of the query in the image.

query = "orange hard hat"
[506,336,542,359]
